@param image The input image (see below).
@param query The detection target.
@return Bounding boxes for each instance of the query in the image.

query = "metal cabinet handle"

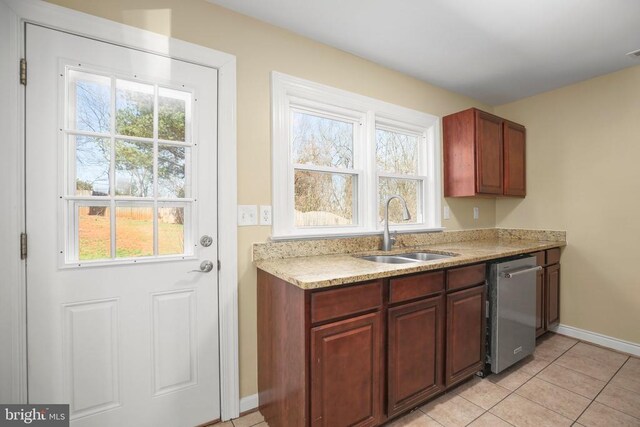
[502,266,542,279]
[190,260,214,273]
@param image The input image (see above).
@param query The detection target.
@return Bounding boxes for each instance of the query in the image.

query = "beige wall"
[46,0,496,398]
[495,64,640,345]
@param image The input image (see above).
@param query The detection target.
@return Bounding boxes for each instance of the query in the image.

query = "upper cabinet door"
[475,110,504,195]
[503,121,526,197]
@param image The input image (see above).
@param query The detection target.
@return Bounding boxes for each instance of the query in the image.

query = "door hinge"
[217,260,221,271]
[20,58,27,86]
[20,233,27,260]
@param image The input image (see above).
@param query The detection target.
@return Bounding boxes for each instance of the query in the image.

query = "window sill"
[270,226,445,241]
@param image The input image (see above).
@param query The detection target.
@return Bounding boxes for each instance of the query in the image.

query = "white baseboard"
[552,324,640,357]
[239,393,259,414]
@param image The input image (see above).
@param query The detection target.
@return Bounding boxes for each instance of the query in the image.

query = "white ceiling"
[207,0,640,105]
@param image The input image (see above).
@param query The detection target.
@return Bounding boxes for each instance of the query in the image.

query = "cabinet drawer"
[531,251,545,266]
[446,264,486,291]
[546,248,561,265]
[311,280,383,324]
[389,271,444,304]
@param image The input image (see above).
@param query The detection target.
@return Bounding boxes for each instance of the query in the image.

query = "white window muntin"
[272,71,442,238]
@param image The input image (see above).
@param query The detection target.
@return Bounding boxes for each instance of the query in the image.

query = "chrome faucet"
[382,195,411,251]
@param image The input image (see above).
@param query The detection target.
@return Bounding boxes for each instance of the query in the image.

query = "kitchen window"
[271,72,441,238]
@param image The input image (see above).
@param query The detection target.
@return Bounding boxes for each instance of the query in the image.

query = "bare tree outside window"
[376,128,422,224]
[292,111,355,226]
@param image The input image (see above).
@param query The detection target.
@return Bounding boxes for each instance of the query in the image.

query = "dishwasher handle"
[502,265,542,279]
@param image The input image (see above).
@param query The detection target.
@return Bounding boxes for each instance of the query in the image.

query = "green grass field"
[79,212,184,260]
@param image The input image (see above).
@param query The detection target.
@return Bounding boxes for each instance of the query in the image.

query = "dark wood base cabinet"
[445,285,486,387]
[546,263,560,327]
[533,248,562,337]
[258,263,488,427]
[535,266,545,337]
[311,312,383,427]
[387,296,444,417]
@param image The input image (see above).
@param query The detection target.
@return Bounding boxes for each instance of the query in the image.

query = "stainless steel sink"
[359,255,418,264]
[396,252,454,261]
[358,252,455,264]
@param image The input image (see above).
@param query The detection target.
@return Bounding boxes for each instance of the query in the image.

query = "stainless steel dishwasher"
[487,256,542,374]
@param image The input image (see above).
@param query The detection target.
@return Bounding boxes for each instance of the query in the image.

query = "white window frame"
[272,71,442,239]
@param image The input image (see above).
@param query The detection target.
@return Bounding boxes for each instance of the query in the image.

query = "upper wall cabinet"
[503,120,526,196]
[443,108,526,198]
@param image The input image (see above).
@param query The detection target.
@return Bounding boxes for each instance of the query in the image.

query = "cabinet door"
[387,296,444,417]
[475,111,503,195]
[545,264,560,328]
[446,285,486,387]
[311,312,382,427]
[503,121,526,196]
[535,267,546,337]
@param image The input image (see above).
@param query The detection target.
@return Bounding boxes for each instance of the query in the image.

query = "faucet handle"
[389,231,397,245]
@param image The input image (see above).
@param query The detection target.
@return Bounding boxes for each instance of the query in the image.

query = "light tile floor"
[213,409,267,427]
[221,333,640,427]
[394,333,640,427]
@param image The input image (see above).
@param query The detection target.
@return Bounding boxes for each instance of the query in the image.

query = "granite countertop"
[254,238,565,290]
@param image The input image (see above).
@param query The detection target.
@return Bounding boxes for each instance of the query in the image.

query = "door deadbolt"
[200,235,213,247]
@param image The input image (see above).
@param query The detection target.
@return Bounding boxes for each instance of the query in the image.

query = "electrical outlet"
[259,205,272,225]
[443,206,450,220]
[473,207,479,220]
[238,205,258,226]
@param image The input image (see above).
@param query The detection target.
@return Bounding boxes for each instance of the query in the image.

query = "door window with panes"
[64,67,195,265]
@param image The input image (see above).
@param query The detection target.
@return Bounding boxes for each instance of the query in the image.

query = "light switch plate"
[443,206,450,220]
[473,207,479,220]
[259,205,272,225]
[238,205,258,226]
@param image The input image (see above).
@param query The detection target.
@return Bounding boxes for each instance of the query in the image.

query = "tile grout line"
[553,357,627,382]
[487,336,637,425]
[481,337,579,423]
[488,413,517,427]
[456,336,580,425]
[569,349,631,423]
[413,406,444,426]
[418,386,487,427]
[508,339,603,422]
[550,340,633,385]
[407,336,638,426]
[510,336,578,394]
[427,336,579,426]
[454,391,516,427]
[533,374,599,401]
[509,382,576,423]
[579,356,640,423]
[529,339,610,403]
[593,402,640,423]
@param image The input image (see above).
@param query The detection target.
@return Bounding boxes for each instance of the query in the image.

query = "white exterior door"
[25,24,220,427]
